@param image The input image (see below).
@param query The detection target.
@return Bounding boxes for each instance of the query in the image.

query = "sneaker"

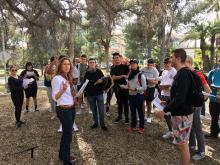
[138,128,145,134]
[88,110,93,114]
[106,112,110,117]
[90,124,98,129]
[73,123,79,132]
[162,132,174,139]
[101,126,108,131]
[125,118,129,124]
[190,146,196,151]
[192,152,205,160]
[16,122,21,128]
[76,110,82,115]
[80,104,84,109]
[70,156,76,163]
[34,109,39,112]
[26,110,29,113]
[114,117,122,123]
[57,125,63,133]
[146,117,152,123]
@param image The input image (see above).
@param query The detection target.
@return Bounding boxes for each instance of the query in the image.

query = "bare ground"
[0,91,220,165]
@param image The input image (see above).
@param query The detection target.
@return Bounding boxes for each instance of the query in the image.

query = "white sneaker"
[76,110,82,115]
[106,112,110,117]
[146,117,152,123]
[80,105,84,109]
[192,152,205,160]
[89,110,92,114]
[73,122,79,132]
[162,131,174,139]
[57,125,63,133]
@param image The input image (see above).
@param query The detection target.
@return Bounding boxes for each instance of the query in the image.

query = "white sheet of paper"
[75,79,89,97]
[23,78,34,89]
[152,96,165,111]
[120,84,128,89]
[202,91,217,98]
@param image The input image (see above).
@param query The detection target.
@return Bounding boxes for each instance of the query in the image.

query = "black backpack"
[189,70,205,107]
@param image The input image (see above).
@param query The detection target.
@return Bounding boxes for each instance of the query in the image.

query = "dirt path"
[0,91,219,165]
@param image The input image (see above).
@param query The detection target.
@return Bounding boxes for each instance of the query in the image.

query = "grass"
[0,85,5,93]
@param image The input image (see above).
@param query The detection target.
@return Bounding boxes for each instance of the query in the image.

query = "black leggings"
[11,92,24,122]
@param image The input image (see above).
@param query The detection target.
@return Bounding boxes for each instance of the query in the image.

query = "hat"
[164,58,171,64]
[129,59,138,64]
[147,58,154,64]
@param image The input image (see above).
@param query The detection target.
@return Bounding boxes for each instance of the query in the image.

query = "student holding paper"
[20,62,39,112]
[159,58,176,139]
[84,58,107,131]
[127,60,147,134]
[8,65,25,128]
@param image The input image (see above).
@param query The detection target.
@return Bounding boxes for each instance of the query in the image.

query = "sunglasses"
[11,69,17,72]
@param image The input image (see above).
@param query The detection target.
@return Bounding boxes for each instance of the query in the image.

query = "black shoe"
[16,122,21,128]
[125,118,129,124]
[19,121,25,125]
[26,110,29,113]
[34,109,39,112]
[205,134,218,139]
[114,117,122,123]
[90,124,98,129]
[101,126,108,131]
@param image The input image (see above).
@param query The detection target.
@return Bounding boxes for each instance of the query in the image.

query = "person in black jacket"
[84,58,107,131]
[20,62,39,112]
[155,49,194,165]
[110,52,130,124]
[8,65,25,127]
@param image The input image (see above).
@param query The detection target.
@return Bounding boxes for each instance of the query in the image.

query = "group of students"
[7,48,220,165]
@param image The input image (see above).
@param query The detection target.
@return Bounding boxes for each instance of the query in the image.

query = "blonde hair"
[185,55,193,66]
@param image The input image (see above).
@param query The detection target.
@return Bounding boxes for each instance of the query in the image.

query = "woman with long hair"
[52,57,76,164]
[8,65,25,127]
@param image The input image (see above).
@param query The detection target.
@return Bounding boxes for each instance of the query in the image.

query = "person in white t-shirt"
[52,57,76,164]
[158,58,176,139]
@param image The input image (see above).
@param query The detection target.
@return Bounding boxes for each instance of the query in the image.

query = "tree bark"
[210,34,216,68]
[68,21,76,58]
[159,24,166,69]
[200,36,210,71]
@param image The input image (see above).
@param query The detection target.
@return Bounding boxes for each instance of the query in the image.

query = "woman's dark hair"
[50,56,55,62]
[25,62,33,70]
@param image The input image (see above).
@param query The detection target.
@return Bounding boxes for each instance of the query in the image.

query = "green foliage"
[124,23,146,59]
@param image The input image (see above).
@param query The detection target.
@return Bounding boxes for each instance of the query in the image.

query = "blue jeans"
[56,107,75,165]
[189,107,205,153]
[129,94,145,129]
[87,94,105,127]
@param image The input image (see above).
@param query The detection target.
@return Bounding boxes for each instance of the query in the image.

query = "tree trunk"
[210,34,216,68]
[146,40,152,59]
[200,36,210,71]
[159,24,166,69]
[68,20,75,58]
[104,45,110,72]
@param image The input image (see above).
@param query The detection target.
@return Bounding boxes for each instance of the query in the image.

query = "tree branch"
[5,0,43,28]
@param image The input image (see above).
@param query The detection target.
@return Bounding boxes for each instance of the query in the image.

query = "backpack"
[137,72,148,87]
[189,70,205,107]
